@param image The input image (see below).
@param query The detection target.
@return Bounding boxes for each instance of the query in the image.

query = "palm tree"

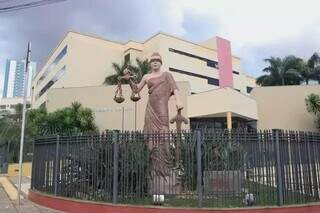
[130,58,151,82]
[104,58,150,85]
[306,93,320,115]
[305,93,320,129]
[256,56,302,86]
[299,53,320,85]
[103,60,133,85]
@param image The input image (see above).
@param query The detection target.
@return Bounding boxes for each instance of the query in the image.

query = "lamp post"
[17,41,31,205]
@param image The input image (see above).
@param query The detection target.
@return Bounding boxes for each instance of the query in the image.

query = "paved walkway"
[9,176,31,196]
[0,176,63,213]
[0,186,16,213]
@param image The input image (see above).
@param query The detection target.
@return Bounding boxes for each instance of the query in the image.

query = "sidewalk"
[9,176,31,196]
[0,186,16,213]
[0,176,63,213]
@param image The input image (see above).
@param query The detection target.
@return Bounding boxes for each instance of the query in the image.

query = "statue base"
[149,169,182,195]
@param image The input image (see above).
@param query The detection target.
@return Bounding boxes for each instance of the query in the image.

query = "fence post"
[4,141,10,173]
[306,133,317,197]
[196,130,203,208]
[273,129,283,206]
[112,131,119,204]
[54,135,60,196]
[31,139,35,189]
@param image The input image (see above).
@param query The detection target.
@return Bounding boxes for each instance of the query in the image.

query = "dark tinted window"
[169,48,219,69]
[233,71,239,75]
[37,46,67,85]
[125,53,130,63]
[36,66,66,99]
[207,60,218,68]
[246,86,253,93]
[169,67,219,86]
[207,78,219,86]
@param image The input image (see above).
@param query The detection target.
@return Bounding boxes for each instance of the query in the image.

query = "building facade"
[32,31,320,132]
[3,59,36,98]
[31,31,256,108]
[44,84,320,132]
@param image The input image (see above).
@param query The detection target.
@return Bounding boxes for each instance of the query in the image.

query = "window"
[246,86,253,93]
[169,48,219,69]
[10,104,16,109]
[39,102,46,108]
[37,46,67,86]
[207,60,218,69]
[169,67,207,79]
[124,53,130,63]
[207,77,219,86]
[0,105,6,109]
[234,89,241,92]
[169,48,206,61]
[36,66,66,99]
[233,71,239,75]
[169,67,219,86]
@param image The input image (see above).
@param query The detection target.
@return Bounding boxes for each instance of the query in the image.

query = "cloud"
[0,0,319,95]
[0,0,186,94]
[238,22,320,76]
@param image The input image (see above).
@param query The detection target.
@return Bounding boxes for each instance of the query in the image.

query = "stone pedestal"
[203,170,244,197]
[149,169,182,195]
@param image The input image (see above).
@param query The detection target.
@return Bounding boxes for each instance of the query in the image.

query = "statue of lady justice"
[120,52,183,195]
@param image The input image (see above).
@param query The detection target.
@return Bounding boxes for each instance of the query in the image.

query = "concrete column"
[227,111,232,130]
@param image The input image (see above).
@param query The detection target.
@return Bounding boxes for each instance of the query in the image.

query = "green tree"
[28,102,98,135]
[305,93,320,129]
[0,104,34,163]
[256,56,302,86]
[299,53,320,85]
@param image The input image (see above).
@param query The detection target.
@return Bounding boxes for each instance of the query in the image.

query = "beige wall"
[187,87,258,120]
[7,162,32,177]
[46,81,190,131]
[32,32,125,108]
[32,35,72,108]
[251,85,320,131]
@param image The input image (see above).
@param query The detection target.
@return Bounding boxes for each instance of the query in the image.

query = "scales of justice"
[113,52,188,203]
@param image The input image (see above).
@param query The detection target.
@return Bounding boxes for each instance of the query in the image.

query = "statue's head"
[150,52,162,71]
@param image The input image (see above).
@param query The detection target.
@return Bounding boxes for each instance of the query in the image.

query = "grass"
[115,180,319,208]
[45,180,318,209]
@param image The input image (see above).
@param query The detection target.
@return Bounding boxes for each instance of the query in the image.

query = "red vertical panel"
[216,37,233,88]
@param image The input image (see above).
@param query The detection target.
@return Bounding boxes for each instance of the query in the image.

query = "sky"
[0,0,319,95]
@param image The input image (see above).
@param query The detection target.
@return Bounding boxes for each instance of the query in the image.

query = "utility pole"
[18,42,31,205]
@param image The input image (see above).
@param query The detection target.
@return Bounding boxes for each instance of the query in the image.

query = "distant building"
[3,59,36,98]
[0,97,31,114]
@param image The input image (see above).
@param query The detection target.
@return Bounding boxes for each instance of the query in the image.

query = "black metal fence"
[31,129,320,208]
[0,142,10,174]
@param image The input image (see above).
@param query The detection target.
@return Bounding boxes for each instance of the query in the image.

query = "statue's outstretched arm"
[129,75,147,93]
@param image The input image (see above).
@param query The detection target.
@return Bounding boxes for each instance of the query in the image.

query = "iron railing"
[0,142,9,173]
[31,129,320,208]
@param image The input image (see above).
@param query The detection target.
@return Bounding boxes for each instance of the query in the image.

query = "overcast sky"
[0,0,319,94]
